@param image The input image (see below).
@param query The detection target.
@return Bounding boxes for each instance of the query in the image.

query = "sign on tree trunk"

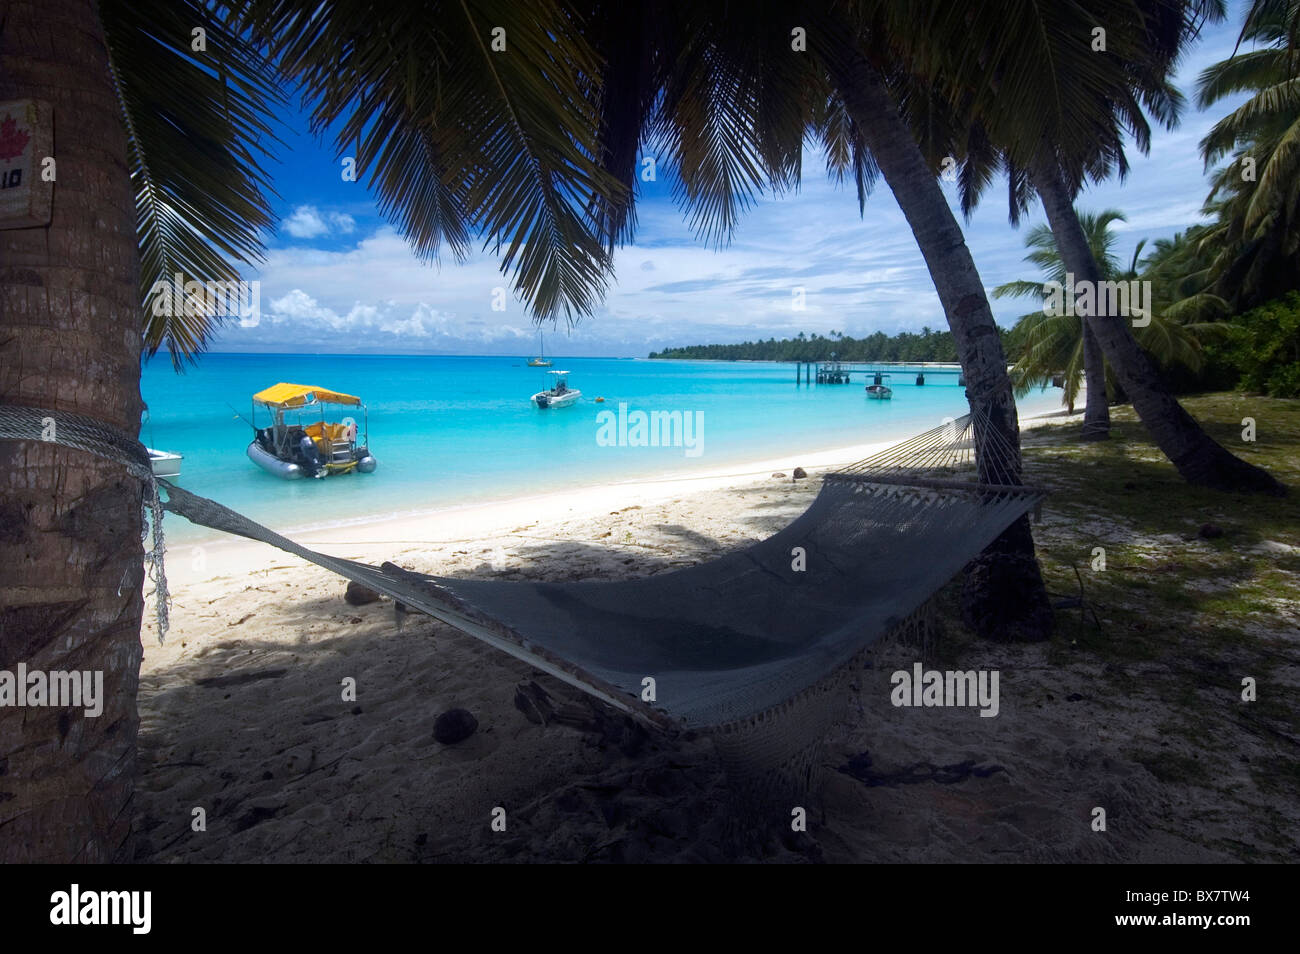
[0,99,54,229]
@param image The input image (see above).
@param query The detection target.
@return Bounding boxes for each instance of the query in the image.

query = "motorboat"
[531,370,581,409]
[147,448,183,478]
[140,403,183,478]
[246,382,378,479]
[866,374,893,400]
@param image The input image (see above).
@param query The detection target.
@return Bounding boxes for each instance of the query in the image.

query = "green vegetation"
[1221,292,1300,397]
[1195,0,1300,310]
[649,327,1002,363]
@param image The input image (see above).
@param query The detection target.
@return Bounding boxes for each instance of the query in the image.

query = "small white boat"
[147,448,183,478]
[532,370,581,409]
[866,373,893,400]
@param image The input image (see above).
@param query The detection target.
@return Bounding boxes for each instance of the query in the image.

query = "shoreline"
[164,404,1081,587]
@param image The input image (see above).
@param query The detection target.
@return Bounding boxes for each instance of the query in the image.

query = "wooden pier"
[796,362,966,387]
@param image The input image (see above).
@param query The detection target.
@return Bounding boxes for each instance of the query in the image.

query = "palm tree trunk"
[1032,162,1286,495]
[1081,323,1110,440]
[0,0,145,861]
[849,68,1053,641]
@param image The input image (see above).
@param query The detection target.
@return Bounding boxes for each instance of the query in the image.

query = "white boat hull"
[147,449,183,478]
[532,388,581,408]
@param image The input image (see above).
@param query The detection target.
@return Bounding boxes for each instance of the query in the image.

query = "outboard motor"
[298,434,324,477]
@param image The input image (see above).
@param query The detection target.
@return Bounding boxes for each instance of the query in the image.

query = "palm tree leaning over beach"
[995,210,1207,410]
[910,0,1284,494]
[624,2,1059,639]
[804,38,1055,640]
[580,2,1061,639]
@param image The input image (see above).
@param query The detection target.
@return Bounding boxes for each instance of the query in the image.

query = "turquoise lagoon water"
[142,354,1064,542]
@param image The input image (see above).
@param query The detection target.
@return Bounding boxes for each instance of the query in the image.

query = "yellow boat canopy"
[252,382,362,409]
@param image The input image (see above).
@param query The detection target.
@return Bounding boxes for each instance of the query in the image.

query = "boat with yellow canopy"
[246,383,378,480]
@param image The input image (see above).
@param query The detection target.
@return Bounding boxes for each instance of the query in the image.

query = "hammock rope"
[0,403,170,639]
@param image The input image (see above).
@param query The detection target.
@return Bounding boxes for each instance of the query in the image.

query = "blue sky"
[207,10,1254,358]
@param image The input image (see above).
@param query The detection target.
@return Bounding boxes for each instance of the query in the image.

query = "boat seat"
[304,421,352,456]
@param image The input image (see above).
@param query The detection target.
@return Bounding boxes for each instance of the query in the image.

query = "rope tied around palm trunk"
[0,404,170,642]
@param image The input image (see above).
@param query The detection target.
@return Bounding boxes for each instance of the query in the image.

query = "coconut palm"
[996,210,1208,410]
[807,57,1054,641]
[997,210,1130,414]
[897,0,1283,494]
[1197,0,1300,308]
[0,0,287,864]
[0,0,628,863]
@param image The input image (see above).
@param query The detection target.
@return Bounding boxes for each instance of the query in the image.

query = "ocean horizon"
[142,352,1065,542]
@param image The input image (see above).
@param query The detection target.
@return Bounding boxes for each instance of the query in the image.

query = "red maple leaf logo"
[0,114,31,162]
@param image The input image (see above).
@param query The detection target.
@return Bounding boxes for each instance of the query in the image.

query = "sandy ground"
[134,408,1266,863]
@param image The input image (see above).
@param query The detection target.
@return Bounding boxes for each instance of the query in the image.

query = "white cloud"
[226,21,1251,359]
[263,286,478,346]
[282,205,357,239]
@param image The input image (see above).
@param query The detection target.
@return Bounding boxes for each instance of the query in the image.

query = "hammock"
[158,412,1045,746]
[0,401,1044,802]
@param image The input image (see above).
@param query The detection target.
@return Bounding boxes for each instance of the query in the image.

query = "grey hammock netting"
[156,411,1046,735]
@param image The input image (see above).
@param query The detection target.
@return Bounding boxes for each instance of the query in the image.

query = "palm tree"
[905,0,1283,494]
[998,210,1129,415]
[0,0,627,863]
[0,0,287,864]
[1197,0,1300,308]
[812,57,1054,640]
[884,65,1117,439]
[996,210,1208,410]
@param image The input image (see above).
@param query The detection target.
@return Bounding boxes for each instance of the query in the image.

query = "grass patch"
[945,392,1299,860]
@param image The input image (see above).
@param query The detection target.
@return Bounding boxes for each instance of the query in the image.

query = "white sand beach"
[136,403,1236,863]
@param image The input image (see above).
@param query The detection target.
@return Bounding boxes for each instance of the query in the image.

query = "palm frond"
[993,279,1049,300]
[240,0,625,324]
[103,0,285,368]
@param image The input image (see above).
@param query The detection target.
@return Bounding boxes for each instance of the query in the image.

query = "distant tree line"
[648,327,1015,363]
